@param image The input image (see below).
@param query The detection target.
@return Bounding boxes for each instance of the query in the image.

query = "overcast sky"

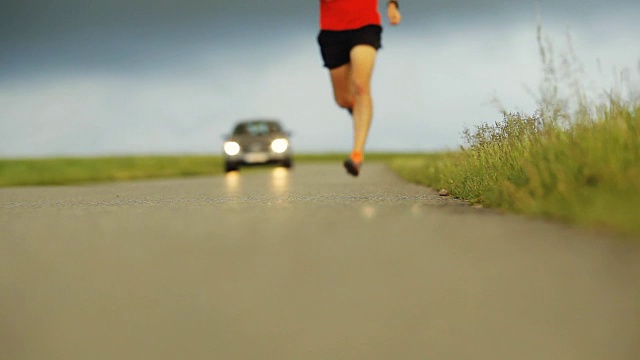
[1,0,639,157]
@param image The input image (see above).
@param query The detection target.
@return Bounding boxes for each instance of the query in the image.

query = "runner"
[318,0,402,176]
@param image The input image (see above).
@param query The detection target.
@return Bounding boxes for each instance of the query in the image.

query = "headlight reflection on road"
[270,167,289,195]
[361,205,376,220]
[225,171,240,194]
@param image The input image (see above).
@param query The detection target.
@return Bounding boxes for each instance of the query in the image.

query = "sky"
[1,0,639,157]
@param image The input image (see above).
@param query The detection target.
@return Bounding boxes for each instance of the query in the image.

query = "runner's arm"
[387,1,402,25]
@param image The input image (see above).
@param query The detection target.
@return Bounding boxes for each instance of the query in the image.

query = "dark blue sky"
[3,0,632,77]
[1,0,639,156]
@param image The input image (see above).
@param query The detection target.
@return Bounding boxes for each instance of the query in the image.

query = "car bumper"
[225,150,292,165]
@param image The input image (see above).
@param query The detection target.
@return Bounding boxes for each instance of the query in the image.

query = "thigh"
[349,45,377,87]
[329,63,353,101]
[348,25,381,85]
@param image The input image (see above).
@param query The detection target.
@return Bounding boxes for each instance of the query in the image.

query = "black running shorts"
[317,24,382,69]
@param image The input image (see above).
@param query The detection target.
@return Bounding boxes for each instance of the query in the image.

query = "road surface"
[1,163,639,360]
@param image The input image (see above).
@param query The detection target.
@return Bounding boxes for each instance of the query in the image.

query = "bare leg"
[349,45,377,156]
[327,45,377,176]
[329,63,355,112]
[328,46,377,155]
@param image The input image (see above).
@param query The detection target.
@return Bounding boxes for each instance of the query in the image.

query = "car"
[222,119,293,172]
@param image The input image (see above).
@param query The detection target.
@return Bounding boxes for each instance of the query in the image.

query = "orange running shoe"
[343,151,363,177]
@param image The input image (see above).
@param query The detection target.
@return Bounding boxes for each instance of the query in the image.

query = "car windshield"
[233,121,281,136]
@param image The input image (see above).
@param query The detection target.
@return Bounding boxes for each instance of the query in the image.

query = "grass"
[389,24,640,236]
[389,102,640,236]
[0,156,225,186]
[0,153,426,187]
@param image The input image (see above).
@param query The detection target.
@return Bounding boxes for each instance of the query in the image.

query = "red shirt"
[320,0,381,31]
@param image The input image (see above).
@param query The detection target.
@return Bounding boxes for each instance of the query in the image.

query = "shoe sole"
[343,159,360,177]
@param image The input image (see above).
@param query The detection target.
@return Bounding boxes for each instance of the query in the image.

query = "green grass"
[0,156,225,186]
[389,100,640,236]
[387,26,640,237]
[0,153,424,187]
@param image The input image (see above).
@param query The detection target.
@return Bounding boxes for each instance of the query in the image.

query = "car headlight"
[271,138,289,153]
[224,141,240,156]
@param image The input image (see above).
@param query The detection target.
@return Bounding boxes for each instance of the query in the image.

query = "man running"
[318,0,402,176]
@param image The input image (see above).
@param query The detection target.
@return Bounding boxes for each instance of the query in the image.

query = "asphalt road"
[1,163,639,360]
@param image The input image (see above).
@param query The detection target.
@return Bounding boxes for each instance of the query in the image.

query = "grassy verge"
[389,99,640,236]
[388,26,640,237]
[391,50,640,239]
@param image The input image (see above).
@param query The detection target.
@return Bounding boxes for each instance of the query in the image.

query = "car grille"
[244,142,270,152]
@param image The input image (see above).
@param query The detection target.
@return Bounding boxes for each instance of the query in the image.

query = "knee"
[334,95,354,109]
[352,80,371,97]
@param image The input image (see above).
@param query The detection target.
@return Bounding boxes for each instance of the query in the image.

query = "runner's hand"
[387,3,402,25]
